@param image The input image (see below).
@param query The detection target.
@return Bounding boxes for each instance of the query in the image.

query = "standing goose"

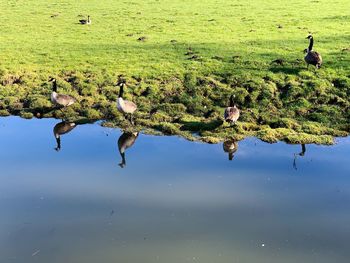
[79,15,91,25]
[117,131,139,168]
[224,95,240,126]
[53,121,77,151]
[304,35,322,69]
[116,79,137,123]
[50,78,76,109]
[223,139,238,161]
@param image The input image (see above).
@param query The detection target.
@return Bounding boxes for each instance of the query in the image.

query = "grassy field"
[0,0,349,144]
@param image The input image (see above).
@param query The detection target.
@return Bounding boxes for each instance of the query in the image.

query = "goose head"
[306,34,313,39]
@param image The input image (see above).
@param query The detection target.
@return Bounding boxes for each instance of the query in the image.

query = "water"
[0,117,349,263]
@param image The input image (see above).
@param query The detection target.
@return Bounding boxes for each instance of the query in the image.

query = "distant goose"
[53,121,77,151]
[79,15,91,25]
[116,80,137,123]
[224,95,240,125]
[223,139,238,160]
[117,131,139,168]
[50,78,76,109]
[304,35,322,69]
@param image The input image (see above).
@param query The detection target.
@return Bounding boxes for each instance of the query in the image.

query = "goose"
[50,78,76,108]
[53,121,77,151]
[304,35,322,69]
[79,15,91,25]
[224,95,240,125]
[223,139,238,160]
[116,80,137,123]
[117,131,139,168]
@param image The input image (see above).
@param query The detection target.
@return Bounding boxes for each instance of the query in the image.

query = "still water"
[0,117,349,263]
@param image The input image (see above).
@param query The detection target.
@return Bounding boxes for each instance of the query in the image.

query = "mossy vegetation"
[0,0,349,144]
[0,69,348,144]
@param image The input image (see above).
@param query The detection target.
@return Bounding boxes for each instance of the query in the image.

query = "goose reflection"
[53,121,77,151]
[223,139,238,161]
[293,144,306,170]
[117,131,139,168]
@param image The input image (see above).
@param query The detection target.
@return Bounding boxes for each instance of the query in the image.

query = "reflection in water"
[117,131,139,168]
[53,121,77,151]
[293,144,307,170]
[1,117,350,263]
[223,139,238,160]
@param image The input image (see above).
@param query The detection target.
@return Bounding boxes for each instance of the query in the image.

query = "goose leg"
[59,108,65,121]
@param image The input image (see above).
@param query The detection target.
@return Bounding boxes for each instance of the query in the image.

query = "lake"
[0,116,349,263]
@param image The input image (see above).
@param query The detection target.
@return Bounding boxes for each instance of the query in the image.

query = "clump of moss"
[82,108,102,119]
[155,122,180,135]
[27,96,52,109]
[0,109,10,116]
[20,111,34,119]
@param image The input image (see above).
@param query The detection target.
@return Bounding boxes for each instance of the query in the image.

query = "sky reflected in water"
[0,117,349,263]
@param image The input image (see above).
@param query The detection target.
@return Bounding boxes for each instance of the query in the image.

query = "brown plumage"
[53,121,77,151]
[304,35,322,69]
[116,80,137,124]
[224,95,240,125]
[50,78,76,108]
[117,131,139,168]
[223,139,238,161]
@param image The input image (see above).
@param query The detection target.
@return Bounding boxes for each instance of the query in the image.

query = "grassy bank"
[0,0,349,144]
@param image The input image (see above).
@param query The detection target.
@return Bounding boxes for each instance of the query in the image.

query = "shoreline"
[0,70,349,145]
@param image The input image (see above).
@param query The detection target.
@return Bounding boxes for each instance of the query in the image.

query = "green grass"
[0,0,349,144]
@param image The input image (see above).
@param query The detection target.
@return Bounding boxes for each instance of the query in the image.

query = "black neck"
[229,95,234,107]
[52,80,57,92]
[119,84,124,98]
[119,152,126,167]
[300,144,306,156]
[308,37,314,51]
[229,152,234,160]
[55,137,61,151]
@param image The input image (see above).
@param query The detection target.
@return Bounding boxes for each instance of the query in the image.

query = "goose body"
[50,78,76,107]
[116,81,137,123]
[53,121,77,151]
[79,15,91,25]
[51,92,76,107]
[224,95,240,124]
[117,97,137,114]
[223,139,238,160]
[304,35,322,69]
[117,131,139,168]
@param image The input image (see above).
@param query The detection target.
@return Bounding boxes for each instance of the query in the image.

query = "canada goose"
[223,139,238,160]
[117,131,139,168]
[79,15,91,25]
[53,121,77,151]
[116,79,137,123]
[224,95,240,125]
[304,35,322,69]
[50,78,76,109]
[293,144,306,170]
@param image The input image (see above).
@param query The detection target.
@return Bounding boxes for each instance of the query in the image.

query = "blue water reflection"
[0,117,349,263]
